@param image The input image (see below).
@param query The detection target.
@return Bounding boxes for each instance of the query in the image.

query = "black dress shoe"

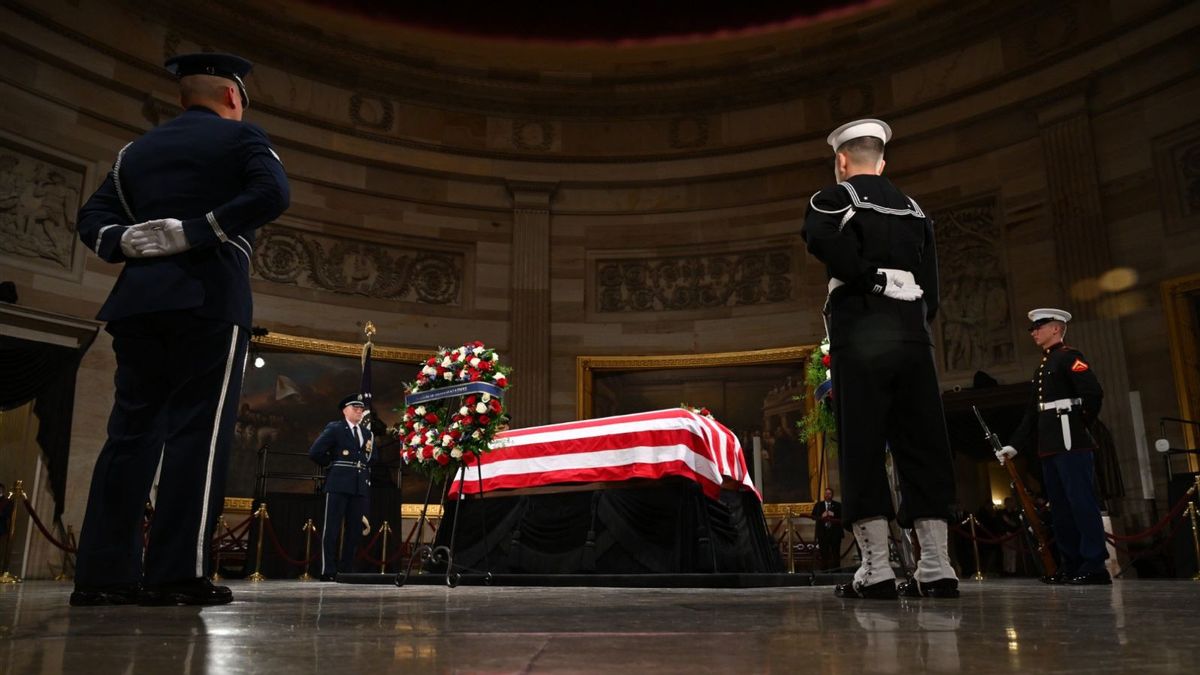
[70,585,140,607]
[835,578,898,599]
[319,574,337,582]
[1066,570,1112,586]
[1039,571,1068,584]
[139,578,233,606]
[898,577,960,598]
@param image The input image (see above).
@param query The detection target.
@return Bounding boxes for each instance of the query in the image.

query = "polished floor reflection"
[2,579,1199,673]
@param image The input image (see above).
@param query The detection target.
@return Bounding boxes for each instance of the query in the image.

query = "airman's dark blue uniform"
[73,83,289,595]
[309,416,374,577]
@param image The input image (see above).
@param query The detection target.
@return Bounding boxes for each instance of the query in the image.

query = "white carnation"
[456,351,466,362]
[441,434,453,446]
[442,371,454,381]
[469,357,481,368]
[472,430,482,439]
[415,406,426,416]
[492,353,500,364]
[441,356,452,367]
[476,402,487,414]
[820,342,830,355]
[459,406,469,415]
[422,365,436,376]
[481,393,491,403]
[450,448,463,459]
[825,369,831,380]
[473,347,484,355]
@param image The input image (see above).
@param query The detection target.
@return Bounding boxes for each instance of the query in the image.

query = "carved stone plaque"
[252,225,464,305]
[0,137,83,272]
[933,197,1014,373]
[595,248,792,313]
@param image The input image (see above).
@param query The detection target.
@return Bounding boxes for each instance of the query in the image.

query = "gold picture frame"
[1162,273,1200,472]
[576,345,824,515]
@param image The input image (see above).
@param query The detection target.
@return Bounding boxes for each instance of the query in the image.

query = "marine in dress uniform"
[71,53,289,607]
[309,394,375,580]
[801,119,959,599]
[997,308,1109,585]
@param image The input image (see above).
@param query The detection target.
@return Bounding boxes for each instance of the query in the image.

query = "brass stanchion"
[247,503,269,582]
[1186,502,1200,582]
[968,514,985,581]
[378,521,392,574]
[785,511,795,574]
[299,519,317,581]
[211,516,230,582]
[0,480,25,584]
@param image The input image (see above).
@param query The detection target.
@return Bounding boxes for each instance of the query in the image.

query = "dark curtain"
[0,335,85,518]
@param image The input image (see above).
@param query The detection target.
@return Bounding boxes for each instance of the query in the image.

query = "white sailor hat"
[164,52,253,108]
[1027,308,1072,331]
[827,118,892,151]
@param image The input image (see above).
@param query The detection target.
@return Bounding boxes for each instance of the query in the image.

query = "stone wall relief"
[252,224,464,306]
[0,135,85,277]
[933,196,1014,373]
[594,245,793,313]
[1152,123,1200,234]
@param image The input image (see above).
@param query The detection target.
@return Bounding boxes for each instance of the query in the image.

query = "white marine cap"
[1027,308,1072,330]
[827,118,892,151]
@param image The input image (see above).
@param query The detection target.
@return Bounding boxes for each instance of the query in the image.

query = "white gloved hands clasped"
[124,218,189,257]
[874,268,924,302]
[995,445,1017,465]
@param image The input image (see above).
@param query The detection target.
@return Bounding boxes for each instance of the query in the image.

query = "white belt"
[1039,398,1081,450]
[827,268,911,294]
[1038,398,1081,412]
[331,461,366,470]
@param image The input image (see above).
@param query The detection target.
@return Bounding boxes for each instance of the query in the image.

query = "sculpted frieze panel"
[0,137,83,273]
[595,247,792,313]
[933,196,1013,373]
[252,225,463,306]
[1153,124,1200,233]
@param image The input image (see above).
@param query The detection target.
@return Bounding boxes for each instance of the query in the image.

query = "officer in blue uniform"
[802,119,959,600]
[309,394,375,580]
[997,308,1108,585]
[71,53,289,606]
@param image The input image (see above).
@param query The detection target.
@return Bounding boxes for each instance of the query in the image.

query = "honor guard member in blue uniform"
[802,119,959,600]
[309,394,375,581]
[71,53,289,606]
[996,308,1108,585]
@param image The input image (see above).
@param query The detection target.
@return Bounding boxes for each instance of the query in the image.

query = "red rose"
[450,429,463,439]
[489,399,502,413]
[421,445,434,459]
[821,353,831,368]
[479,360,493,371]
[436,453,450,465]
[424,412,439,423]
[479,415,491,425]
[469,369,481,381]
[466,395,478,405]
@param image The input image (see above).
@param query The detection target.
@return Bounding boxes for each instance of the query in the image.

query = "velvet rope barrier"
[262,514,318,567]
[20,495,76,554]
[1105,488,1195,543]
[353,527,386,563]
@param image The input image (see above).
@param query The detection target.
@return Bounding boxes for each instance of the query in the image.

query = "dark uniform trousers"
[75,312,248,586]
[73,105,289,587]
[1042,451,1107,575]
[802,174,956,531]
[309,421,373,576]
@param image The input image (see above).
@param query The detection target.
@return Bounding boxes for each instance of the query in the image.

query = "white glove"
[995,445,1017,465]
[874,269,923,302]
[119,227,150,258]
[126,218,189,257]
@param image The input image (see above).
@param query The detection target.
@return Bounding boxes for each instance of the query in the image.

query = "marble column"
[1036,92,1140,510]
[506,181,557,427]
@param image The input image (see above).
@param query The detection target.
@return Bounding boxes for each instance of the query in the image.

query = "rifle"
[972,406,1057,578]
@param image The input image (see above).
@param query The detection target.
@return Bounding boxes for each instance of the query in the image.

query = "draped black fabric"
[0,335,84,518]
[432,481,783,574]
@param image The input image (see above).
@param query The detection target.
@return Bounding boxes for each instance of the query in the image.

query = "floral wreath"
[798,338,837,442]
[396,341,512,479]
[680,403,714,419]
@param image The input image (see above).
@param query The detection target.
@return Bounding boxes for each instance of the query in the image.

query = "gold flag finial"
[364,321,376,342]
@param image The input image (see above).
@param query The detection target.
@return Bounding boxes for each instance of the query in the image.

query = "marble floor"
[1,578,1198,673]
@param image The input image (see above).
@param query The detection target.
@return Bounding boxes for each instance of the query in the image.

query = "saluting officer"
[996,308,1108,585]
[802,119,959,600]
[309,394,375,581]
[72,53,289,606]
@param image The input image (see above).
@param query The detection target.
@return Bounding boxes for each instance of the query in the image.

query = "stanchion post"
[299,519,317,581]
[248,503,269,582]
[379,520,392,574]
[211,516,230,582]
[1187,502,1200,582]
[0,480,24,584]
[969,514,985,581]
[785,511,795,574]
